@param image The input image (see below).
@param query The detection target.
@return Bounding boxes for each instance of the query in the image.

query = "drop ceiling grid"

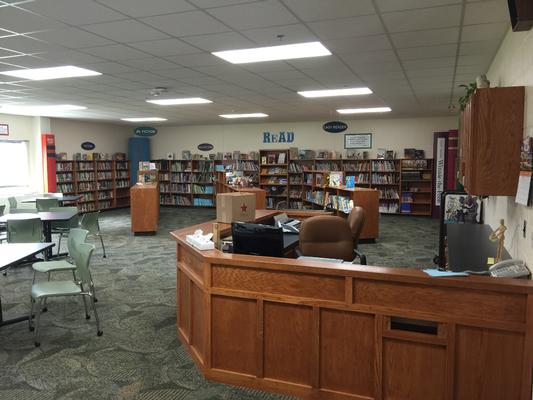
[0,0,511,124]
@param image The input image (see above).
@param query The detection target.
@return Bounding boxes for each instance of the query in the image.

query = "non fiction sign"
[323,121,348,133]
[198,143,214,151]
[81,141,95,150]
[263,131,294,143]
[134,127,158,137]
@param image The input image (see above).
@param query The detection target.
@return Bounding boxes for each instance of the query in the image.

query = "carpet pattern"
[0,208,438,399]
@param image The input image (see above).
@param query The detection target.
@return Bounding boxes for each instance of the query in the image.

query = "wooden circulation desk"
[171,210,533,400]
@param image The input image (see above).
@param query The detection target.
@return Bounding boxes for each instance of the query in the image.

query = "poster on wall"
[516,136,533,206]
[434,137,446,207]
[344,133,372,149]
[0,124,8,136]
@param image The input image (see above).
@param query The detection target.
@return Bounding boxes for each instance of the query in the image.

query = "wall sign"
[197,143,214,151]
[263,131,294,143]
[323,121,347,133]
[0,124,8,136]
[344,133,372,149]
[134,127,158,137]
[81,141,95,150]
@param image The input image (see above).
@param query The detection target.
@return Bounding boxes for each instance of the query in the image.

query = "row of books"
[343,161,371,172]
[77,172,95,181]
[191,173,213,183]
[402,159,428,169]
[160,195,192,206]
[116,162,129,170]
[97,172,112,179]
[57,183,73,193]
[379,203,399,213]
[193,198,214,206]
[116,181,129,188]
[96,162,113,170]
[192,184,214,194]
[97,181,113,190]
[98,191,113,200]
[78,203,97,212]
[80,193,95,201]
[77,162,95,171]
[98,200,112,209]
[289,189,302,199]
[56,163,73,172]
[289,201,303,209]
[315,161,341,171]
[261,167,287,175]
[306,190,324,205]
[379,188,400,200]
[261,153,286,165]
[372,174,399,184]
[160,183,191,193]
[231,160,259,172]
[78,182,96,191]
[329,195,353,214]
[261,178,288,185]
[372,160,397,172]
[57,173,73,182]
[116,171,129,179]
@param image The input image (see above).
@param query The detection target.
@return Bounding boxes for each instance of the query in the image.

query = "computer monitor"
[231,222,284,257]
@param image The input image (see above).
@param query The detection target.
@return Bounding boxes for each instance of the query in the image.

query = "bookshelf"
[400,159,433,216]
[215,159,260,186]
[371,159,401,214]
[55,159,130,213]
[259,149,289,209]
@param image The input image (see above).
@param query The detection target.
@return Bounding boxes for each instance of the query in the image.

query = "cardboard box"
[216,192,256,223]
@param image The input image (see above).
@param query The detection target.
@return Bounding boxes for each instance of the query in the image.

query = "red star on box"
[240,203,247,212]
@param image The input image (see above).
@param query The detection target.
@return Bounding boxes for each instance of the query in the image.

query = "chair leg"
[99,234,107,258]
[89,292,103,336]
[88,270,98,303]
[80,285,90,319]
[57,233,63,255]
[34,298,44,346]
[28,297,35,331]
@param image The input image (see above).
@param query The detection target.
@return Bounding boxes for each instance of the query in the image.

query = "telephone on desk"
[273,213,301,234]
[488,259,530,278]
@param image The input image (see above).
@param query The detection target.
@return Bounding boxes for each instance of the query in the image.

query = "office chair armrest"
[352,249,367,265]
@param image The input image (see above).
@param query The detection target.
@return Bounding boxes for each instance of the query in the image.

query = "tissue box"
[216,192,256,223]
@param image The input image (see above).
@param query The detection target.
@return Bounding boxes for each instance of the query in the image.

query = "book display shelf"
[400,159,434,216]
[259,149,289,209]
[215,159,260,186]
[371,159,401,214]
[56,159,130,213]
[152,160,215,207]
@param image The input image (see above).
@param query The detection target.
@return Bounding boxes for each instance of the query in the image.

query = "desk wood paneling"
[172,212,533,400]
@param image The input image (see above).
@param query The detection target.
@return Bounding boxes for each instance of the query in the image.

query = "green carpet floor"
[0,208,439,399]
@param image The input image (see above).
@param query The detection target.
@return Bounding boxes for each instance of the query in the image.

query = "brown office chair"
[297,215,367,264]
[347,206,365,250]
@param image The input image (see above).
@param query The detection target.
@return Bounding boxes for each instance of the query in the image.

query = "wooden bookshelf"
[400,159,433,216]
[55,159,130,212]
[259,149,289,209]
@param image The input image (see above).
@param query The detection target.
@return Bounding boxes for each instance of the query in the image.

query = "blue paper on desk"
[423,269,469,277]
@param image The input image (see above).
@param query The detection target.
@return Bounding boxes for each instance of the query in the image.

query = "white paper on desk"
[515,171,532,206]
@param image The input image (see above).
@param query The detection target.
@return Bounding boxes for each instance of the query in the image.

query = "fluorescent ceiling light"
[146,97,212,105]
[337,107,392,114]
[0,104,87,116]
[212,41,331,64]
[121,117,167,122]
[0,66,101,81]
[219,113,269,119]
[298,87,372,98]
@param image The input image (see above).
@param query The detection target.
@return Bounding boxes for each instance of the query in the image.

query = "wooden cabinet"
[459,87,524,196]
[130,183,159,234]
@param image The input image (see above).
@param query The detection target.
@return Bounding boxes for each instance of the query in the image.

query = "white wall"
[51,118,131,157]
[152,116,457,160]
[485,28,533,264]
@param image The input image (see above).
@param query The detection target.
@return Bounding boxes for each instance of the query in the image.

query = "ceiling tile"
[0,5,67,33]
[128,38,202,57]
[23,0,127,25]
[323,35,392,54]
[457,53,493,66]
[141,10,231,37]
[406,66,454,77]
[376,0,461,12]
[391,27,459,48]
[461,22,509,42]
[0,55,57,69]
[182,32,254,52]
[83,20,169,43]
[37,27,114,49]
[95,0,195,18]
[188,0,258,8]
[281,0,375,22]
[38,49,106,65]
[154,68,207,80]
[463,0,509,25]
[81,44,150,61]
[341,49,397,65]
[241,24,317,46]
[165,52,226,67]
[397,44,457,60]
[122,57,178,71]
[403,56,456,70]
[206,0,298,30]
[352,60,403,73]
[382,5,462,33]
[459,39,501,55]
[256,69,308,80]
[308,15,384,40]
[0,35,62,54]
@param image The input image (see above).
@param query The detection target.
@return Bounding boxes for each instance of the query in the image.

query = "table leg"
[43,221,52,258]
[0,297,30,327]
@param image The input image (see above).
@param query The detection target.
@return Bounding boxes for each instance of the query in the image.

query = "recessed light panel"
[0,104,87,116]
[121,117,167,122]
[337,107,392,114]
[212,42,331,64]
[0,66,101,81]
[298,87,372,98]
[146,98,212,105]
[219,113,269,119]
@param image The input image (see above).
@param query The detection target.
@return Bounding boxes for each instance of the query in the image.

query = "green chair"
[0,205,6,243]
[36,198,59,212]
[32,228,88,284]
[8,196,17,211]
[7,218,42,243]
[29,243,102,347]
[80,211,106,258]
[50,206,80,255]
[10,208,38,214]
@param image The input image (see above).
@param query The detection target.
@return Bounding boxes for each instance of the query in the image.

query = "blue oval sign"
[81,141,95,150]
[134,127,158,137]
[323,121,348,133]
[197,143,214,151]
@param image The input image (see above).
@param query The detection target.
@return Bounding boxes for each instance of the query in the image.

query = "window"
[0,140,30,188]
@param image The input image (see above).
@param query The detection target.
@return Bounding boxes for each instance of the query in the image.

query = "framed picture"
[344,133,371,149]
[0,124,8,136]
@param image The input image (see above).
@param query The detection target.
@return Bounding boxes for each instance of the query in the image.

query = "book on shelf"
[278,152,286,164]
[345,175,355,189]
[328,171,344,187]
